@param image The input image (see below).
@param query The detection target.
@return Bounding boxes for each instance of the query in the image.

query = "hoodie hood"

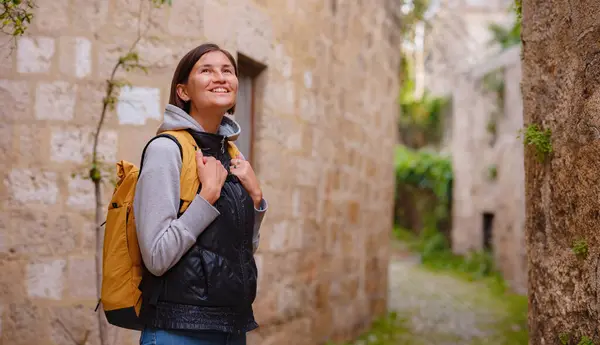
[157,104,241,141]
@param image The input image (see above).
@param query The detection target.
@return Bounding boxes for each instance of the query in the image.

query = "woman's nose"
[212,71,226,82]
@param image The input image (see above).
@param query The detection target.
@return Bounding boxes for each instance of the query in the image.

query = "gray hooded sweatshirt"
[133,104,267,277]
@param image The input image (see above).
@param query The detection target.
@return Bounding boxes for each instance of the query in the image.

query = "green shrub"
[325,312,413,345]
[394,146,453,235]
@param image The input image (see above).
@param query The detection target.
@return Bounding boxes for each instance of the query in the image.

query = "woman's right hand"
[196,150,227,204]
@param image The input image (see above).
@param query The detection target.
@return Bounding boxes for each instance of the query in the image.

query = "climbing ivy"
[571,239,589,260]
[578,336,596,345]
[520,124,553,163]
[488,164,498,181]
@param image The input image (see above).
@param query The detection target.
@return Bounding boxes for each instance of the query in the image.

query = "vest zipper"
[224,181,249,333]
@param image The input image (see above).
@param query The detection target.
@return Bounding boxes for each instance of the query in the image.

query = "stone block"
[0,124,14,163]
[253,283,280,325]
[137,38,177,71]
[9,208,58,256]
[259,318,313,345]
[203,0,237,48]
[49,304,99,345]
[33,0,69,33]
[277,282,303,318]
[66,256,96,300]
[66,176,95,211]
[299,93,317,124]
[0,220,7,255]
[6,169,58,204]
[235,4,274,64]
[291,189,301,218]
[50,127,118,163]
[0,260,26,303]
[273,44,293,78]
[74,81,110,125]
[35,81,77,121]
[167,0,204,37]
[0,79,32,123]
[266,219,302,252]
[16,37,55,74]
[79,218,97,253]
[59,37,92,79]
[303,71,313,89]
[0,35,14,76]
[263,79,295,116]
[26,259,66,300]
[95,42,129,79]
[72,0,109,33]
[117,86,161,125]
[8,209,78,257]
[294,157,319,187]
[257,116,301,150]
[3,300,50,345]
[16,123,49,166]
[312,307,334,343]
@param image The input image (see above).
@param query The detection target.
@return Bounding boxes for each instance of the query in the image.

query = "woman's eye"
[201,68,210,73]
[223,69,233,74]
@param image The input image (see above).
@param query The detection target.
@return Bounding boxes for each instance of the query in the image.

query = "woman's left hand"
[230,156,263,208]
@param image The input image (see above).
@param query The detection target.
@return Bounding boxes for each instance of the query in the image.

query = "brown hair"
[168,43,238,114]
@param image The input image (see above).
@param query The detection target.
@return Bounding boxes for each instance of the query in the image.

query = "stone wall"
[423,0,515,98]
[0,0,401,344]
[450,46,527,293]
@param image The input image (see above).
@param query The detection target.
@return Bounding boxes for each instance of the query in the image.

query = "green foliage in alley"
[399,0,430,42]
[325,312,413,345]
[394,146,453,235]
[399,55,451,149]
[393,227,528,345]
[487,2,522,50]
[513,0,522,23]
[488,21,521,50]
[394,146,452,207]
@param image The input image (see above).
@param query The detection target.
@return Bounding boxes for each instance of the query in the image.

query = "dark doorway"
[234,53,266,164]
[482,213,494,250]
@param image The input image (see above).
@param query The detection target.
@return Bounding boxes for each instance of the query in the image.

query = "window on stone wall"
[232,53,266,163]
[483,212,495,251]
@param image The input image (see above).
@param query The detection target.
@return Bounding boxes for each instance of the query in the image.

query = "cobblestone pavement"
[387,256,510,345]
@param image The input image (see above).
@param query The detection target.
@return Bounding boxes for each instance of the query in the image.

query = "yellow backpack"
[97,129,240,330]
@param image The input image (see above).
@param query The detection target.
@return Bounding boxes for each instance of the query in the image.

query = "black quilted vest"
[138,129,258,334]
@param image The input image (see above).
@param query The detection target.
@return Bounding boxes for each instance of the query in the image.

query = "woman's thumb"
[196,150,204,166]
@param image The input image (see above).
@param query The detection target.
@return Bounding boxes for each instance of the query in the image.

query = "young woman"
[133,43,267,345]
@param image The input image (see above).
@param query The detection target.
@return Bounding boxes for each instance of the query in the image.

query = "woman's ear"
[176,84,190,102]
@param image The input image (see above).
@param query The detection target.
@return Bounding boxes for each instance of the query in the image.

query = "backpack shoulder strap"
[227,141,241,159]
[139,133,183,174]
[160,130,200,215]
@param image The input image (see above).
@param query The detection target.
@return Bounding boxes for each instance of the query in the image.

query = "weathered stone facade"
[423,0,515,98]
[450,46,527,294]
[415,1,526,293]
[0,0,401,344]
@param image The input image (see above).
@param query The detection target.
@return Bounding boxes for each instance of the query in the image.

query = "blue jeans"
[139,328,246,345]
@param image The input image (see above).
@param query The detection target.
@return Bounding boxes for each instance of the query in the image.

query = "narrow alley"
[385,247,527,345]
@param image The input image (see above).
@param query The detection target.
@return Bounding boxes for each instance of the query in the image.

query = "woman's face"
[177,50,238,114]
